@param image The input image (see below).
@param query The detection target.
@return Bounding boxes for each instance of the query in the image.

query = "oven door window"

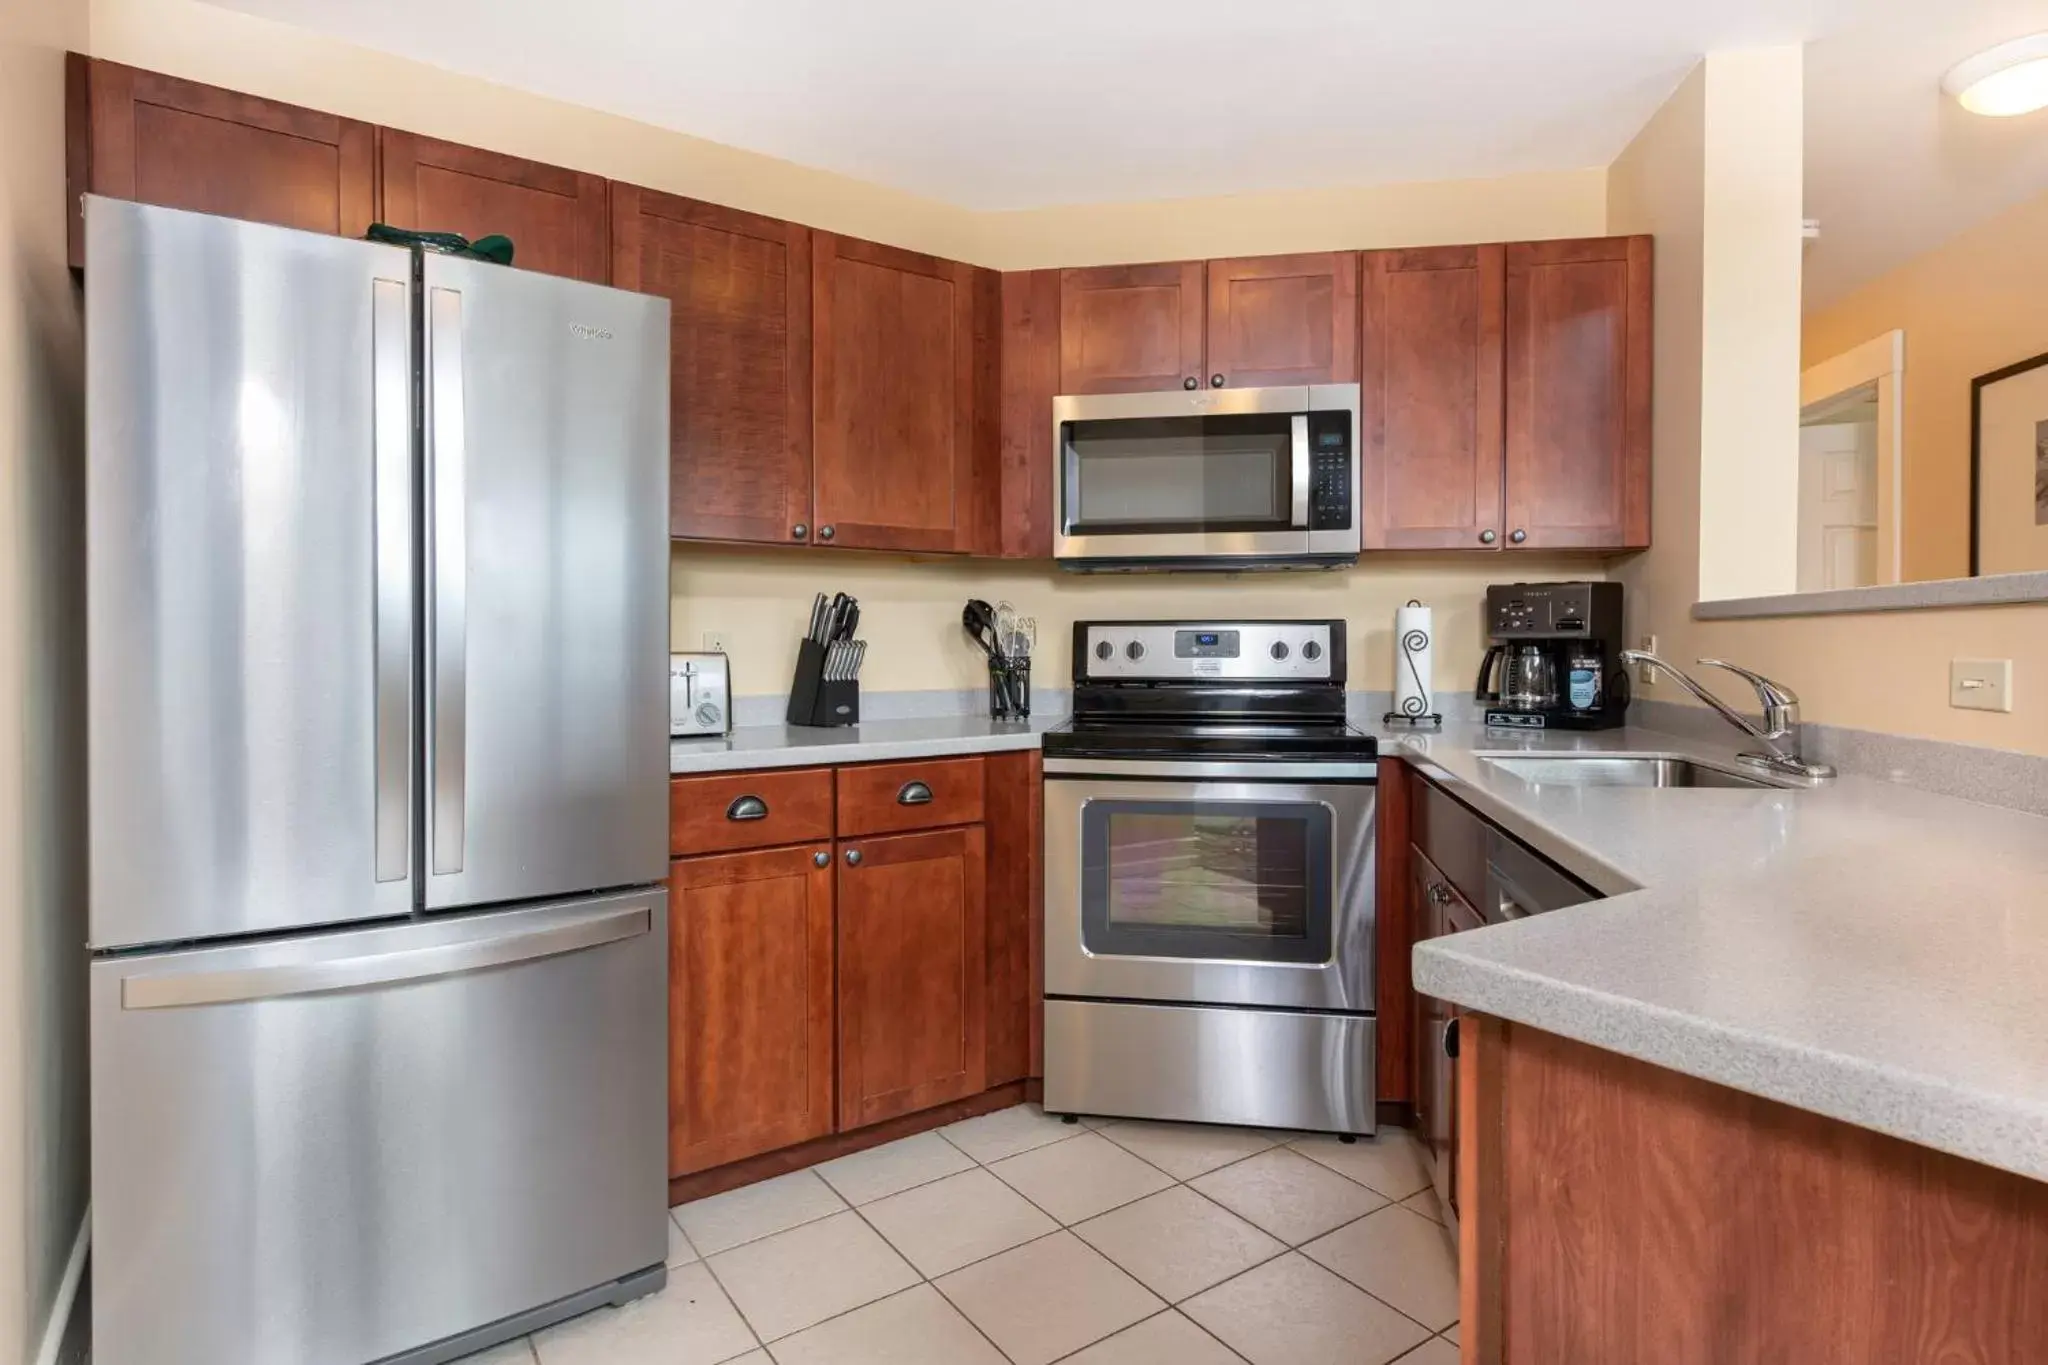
[1064,414,1297,535]
[1079,799,1332,965]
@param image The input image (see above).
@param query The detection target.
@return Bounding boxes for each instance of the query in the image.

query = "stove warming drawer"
[1043,998,1375,1135]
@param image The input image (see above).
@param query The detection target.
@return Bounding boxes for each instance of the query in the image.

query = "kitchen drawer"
[670,767,835,856]
[836,756,986,837]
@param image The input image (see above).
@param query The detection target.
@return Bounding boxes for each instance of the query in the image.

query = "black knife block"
[785,637,860,728]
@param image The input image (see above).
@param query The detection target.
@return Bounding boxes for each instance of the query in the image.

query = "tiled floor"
[461,1105,1459,1365]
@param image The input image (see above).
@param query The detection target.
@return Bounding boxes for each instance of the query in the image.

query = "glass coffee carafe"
[1502,643,1560,710]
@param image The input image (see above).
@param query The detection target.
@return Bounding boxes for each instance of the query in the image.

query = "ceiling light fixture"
[1943,33,2048,116]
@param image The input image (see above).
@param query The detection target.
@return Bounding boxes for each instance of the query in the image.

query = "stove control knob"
[1270,641,1290,661]
[1095,640,1115,661]
[1303,640,1324,662]
[1125,640,1146,661]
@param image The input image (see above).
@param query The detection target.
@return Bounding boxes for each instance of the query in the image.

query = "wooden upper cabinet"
[1503,237,1652,549]
[1205,252,1359,388]
[67,55,375,267]
[613,186,812,544]
[668,844,836,1177]
[1058,262,1205,394]
[378,130,608,283]
[836,826,987,1130]
[811,232,985,553]
[1360,246,1505,550]
[995,270,1060,559]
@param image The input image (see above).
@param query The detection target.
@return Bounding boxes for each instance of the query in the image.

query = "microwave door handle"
[1290,413,1311,528]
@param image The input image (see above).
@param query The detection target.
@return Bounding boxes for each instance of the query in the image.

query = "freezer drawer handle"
[120,906,651,1010]
[896,781,933,806]
[726,795,769,822]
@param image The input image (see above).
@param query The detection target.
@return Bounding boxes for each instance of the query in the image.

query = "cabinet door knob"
[1210,373,1225,388]
[813,850,830,868]
[725,795,769,822]
[1510,528,1527,544]
[844,848,863,866]
[792,523,809,540]
[819,525,836,542]
[1479,529,1497,545]
[1182,376,1198,391]
[897,781,934,806]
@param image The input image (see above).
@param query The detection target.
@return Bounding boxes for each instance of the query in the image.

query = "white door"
[1797,420,1878,591]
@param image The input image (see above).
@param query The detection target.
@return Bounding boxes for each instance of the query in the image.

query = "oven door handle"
[1290,413,1311,528]
[1043,755,1380,782]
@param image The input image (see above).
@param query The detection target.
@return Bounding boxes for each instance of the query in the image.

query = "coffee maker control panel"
[1487,582,1603,638]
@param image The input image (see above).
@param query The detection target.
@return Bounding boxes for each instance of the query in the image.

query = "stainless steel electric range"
[1041,620,1380,1136]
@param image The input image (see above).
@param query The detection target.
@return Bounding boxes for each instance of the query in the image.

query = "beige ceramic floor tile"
[673,1169,847,1256]
[1302,1206,1460,1330]
[941,1103,1082,1164]
[666,1212,699,1267]
[861,1166,1059,1275]
[1182,1253,1431,1365]
[1189,1148,1387,1245]
[532,1262,756,1365]
[989,1131,1175,1224]
[1399,1187,1445,1226]
[1289,1130,1433,1201]
[936,1230,1164,1365]
[1060,1309,1249,1364]
[1445,1320,1460,1346]
[707,1209,919,1342]
[814,1130,977,1206]
[725,1355,771,1365]
[454,1339,535,1364]
[1073,1186,1285,1302]
[1392,1338,1461,1365]
[770,1284,1009,1365]
[1097,1121,1283,1180]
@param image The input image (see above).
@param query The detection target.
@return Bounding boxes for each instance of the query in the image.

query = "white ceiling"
[207,0,2048,304]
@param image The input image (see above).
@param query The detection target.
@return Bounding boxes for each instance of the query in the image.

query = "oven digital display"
[1175,630,1240,658]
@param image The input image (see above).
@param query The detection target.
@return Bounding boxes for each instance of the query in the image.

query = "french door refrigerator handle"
[120,906,653,1009]
[371,277,414,884]
[427,285,468,876]
[1290,413,1311,527]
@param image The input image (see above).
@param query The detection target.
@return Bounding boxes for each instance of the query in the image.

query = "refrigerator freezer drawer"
[90,889,669,1365]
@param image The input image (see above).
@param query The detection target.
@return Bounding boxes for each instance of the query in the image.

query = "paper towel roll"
[1394,600,1434,718]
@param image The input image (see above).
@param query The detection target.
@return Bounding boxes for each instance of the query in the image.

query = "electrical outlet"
[1636,635,1660,686]
[702,632,730,654]
[1950,658,2012,712]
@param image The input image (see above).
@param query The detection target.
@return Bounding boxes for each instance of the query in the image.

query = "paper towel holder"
[1383,598,1443,730]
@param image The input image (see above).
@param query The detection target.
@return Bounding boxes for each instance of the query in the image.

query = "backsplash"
[670,544,1604,701]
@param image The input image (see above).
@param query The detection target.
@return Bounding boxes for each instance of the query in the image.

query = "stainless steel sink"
[1473,754,1799,790]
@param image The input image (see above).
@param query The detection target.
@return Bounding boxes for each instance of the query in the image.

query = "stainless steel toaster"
[670,652,732,738]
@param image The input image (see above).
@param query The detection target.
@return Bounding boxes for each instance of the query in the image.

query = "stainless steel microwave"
[1052,383,1361,570]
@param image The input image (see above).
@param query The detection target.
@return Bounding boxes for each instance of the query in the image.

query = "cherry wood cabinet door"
[995,269,1060,558]
[613,186,812,544]
[378,130,608,283]
[67,56,375,267]
[1205,252,1360,388]
[1503,237,1652,550]
[982,753,1042,1087]
[811,233,983,553]
[1359,246,1506,550]
[668,845,836,1177]
[836,826,988,1130]
[1058,262,1205,394]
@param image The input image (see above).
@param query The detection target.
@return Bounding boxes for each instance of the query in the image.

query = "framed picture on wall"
[1970,350,2048,577]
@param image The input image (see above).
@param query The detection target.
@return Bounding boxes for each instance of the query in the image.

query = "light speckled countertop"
[1395,722,2048,1185]
[670,714,1057,774]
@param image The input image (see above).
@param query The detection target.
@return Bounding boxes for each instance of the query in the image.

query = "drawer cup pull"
[726,795,770,822]
[896,781,934,806]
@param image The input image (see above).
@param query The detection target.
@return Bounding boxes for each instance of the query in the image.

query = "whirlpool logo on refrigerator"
[569,323,615,342]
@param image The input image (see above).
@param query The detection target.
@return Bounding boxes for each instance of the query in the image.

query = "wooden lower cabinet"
[836,826,988,1130]
[668,844,836,1177]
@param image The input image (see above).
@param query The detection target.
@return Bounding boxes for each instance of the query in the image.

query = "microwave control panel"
[1308,412,1353,530]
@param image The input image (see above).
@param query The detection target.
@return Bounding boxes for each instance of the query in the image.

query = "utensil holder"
[988,656,1030,721]
[786,638,860,727]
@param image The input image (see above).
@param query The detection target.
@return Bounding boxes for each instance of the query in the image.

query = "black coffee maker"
[1474,582,1629,730]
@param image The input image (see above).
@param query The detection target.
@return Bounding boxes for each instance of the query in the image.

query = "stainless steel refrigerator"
[84,196,673,1365]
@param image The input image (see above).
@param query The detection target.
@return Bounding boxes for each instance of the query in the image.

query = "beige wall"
[1804,183,2048,582]
[1612,52,2048,756]
[89,0,1608,271]
[0,0,91,1358]
[673,547,1600,701]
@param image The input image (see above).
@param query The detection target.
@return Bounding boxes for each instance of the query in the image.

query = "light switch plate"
[1950,658,2012,712]
[1636,636,1660,686]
